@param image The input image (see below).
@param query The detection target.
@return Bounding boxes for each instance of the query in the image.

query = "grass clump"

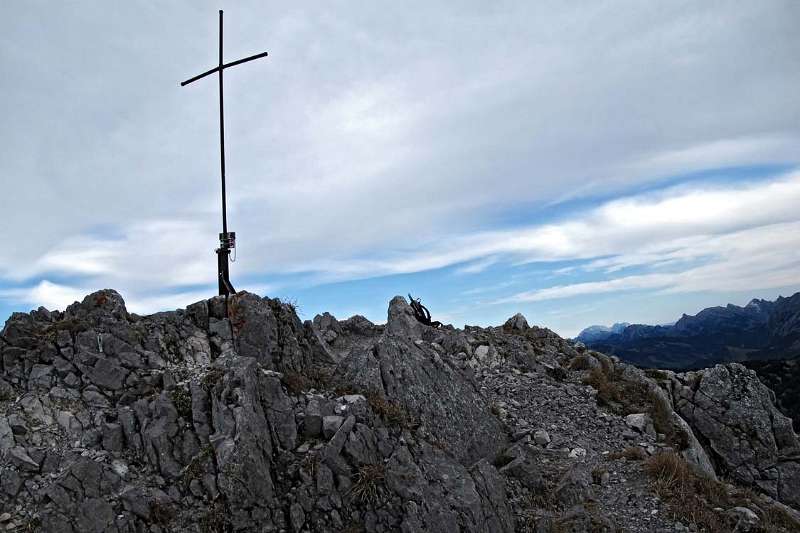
[644,452,727,531]
[170,387,193,418]
[642,452,800,532]
[584,365,650,415]
[182,445,214,487]
[568,354,596,371]
[347,464,387,505]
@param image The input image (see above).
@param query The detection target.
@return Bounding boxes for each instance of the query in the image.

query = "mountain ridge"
[576,291,800,369]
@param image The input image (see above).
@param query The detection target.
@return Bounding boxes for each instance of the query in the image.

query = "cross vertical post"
[180,10,269,296]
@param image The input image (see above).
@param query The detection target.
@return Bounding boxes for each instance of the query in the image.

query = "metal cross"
[180,10,269,296]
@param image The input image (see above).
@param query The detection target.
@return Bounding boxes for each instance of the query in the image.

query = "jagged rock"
[671,363,800,506]
[624,413,655,437]
[386,295,423,339]
[0,418,14,456]
[503,313,529,332]
[8,446,39,471]
[289,502,306,531]
[225,292,314,372]
[727,506,759,532]
[533,429,551,446]
[554,465,594,507]
[498,451,545,490]
[304,397,324,438]
[208,354,290,527]
[333,332,506,464]
[322,415,344,439]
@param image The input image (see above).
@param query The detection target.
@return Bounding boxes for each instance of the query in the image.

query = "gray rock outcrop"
[2,291,799,532]
[670,363,800,506]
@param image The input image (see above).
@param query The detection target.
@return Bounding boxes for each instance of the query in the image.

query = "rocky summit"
[2,291,800,532]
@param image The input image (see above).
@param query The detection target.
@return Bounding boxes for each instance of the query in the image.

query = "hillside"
[576,292,800,369]
[1,290,800,532]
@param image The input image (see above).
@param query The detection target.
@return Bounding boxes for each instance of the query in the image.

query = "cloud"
[1,281,87,312]
[1,2,799,316]
[1,279,274,315]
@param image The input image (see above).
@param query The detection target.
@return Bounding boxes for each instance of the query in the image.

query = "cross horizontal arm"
[221,50,269,70]
[180,51,269,87]
[180,65,219,86]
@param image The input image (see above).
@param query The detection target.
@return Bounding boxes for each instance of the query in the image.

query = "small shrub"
[282,367,333,395]
[283,372,311,395]
[347,464,387,505]
[365,391,416,429]
[201,368,224,391]
[150,500,175,526]
[280,297,301,315]
[334,384,358,397]
[171,387,193,418]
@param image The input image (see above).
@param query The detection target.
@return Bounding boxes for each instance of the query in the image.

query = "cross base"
[216,247,235,296]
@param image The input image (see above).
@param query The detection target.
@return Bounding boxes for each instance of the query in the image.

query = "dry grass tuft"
[568,354,595,371]
[283,371,311,395]
[584,365,650,414]
[347,464,387,505]
[644,452,728,531]
[641,452,800,532]
[283,367,333,395]
[365,391,416,429]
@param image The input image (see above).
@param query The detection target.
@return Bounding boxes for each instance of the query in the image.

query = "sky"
[1,1,799,337]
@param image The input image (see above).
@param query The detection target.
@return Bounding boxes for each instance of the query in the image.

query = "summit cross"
[180,10,269,296]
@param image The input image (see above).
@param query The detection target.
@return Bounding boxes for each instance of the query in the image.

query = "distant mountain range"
[576,292,800,369]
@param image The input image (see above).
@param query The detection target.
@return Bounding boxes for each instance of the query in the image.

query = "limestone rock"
[503,313,529,332]
[671,363,800,507]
